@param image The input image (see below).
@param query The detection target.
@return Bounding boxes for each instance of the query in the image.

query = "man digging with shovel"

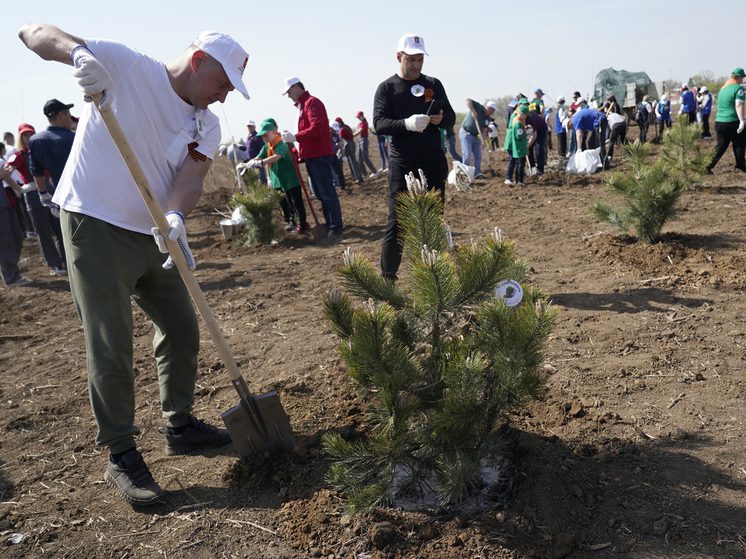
[19,23,250,506]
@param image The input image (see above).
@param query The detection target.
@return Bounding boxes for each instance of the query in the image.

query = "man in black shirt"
[373,34,455,280]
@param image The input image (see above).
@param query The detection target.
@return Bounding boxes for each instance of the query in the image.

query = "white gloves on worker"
[38,191,60,218]
[151,211,195,271]
[404,114,430,133]
[247,159,263,169]
[738,120,745,134]
[281,130,296,144]
[71,45,113,109]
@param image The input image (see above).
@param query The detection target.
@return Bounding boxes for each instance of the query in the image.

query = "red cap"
[335,117,343,123]
[18,123,36,135]
[356,111,364,119]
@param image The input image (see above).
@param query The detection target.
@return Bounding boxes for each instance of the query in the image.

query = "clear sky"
[2,0,744,144]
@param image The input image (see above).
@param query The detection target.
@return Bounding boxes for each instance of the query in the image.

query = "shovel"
[291,155,326,242]
[92,95,294,457]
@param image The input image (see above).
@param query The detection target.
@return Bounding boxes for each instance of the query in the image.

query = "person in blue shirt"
[698,86,713,138]
[679,85,697,124]
[555,96,568,157]
[27,99,75,276]
[572,99,607,169]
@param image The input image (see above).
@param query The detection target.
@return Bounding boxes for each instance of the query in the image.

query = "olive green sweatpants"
[62,210,199,454]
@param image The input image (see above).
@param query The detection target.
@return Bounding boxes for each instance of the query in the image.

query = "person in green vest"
[706,67,746,174]
[247,118,309,232]
[504,104,529,186]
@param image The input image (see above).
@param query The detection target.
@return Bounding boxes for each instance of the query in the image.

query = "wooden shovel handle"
[91,95,247,386]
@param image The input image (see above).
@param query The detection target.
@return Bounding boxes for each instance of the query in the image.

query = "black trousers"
[687,111,697,125]
[380,155,447,278]
[701,114,711,138]
[506,156,526,183]
[557,131,567,157]
[332,155,346,188]
[279,186,308,227]
[708,121,746,172]
[605,122,627,167]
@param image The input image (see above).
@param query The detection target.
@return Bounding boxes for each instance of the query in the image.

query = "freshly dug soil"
[1,142,745,558]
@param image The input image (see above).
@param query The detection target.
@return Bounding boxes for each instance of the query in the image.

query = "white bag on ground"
[447,161,476,190]
[566,147,601,175]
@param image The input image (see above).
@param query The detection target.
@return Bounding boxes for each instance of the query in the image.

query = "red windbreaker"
[294,91,334,160]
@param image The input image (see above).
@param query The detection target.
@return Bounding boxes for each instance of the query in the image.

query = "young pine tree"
[659,115,710,186]
[231,172,283,245]
[322,171,558,512]
[592,136,693,244]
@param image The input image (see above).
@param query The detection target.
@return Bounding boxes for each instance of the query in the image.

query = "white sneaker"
[368,172,379,179]
[504,179,514,185]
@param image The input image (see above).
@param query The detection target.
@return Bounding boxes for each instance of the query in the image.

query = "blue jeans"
[459,128,482,175]
[447,134,462,162]
[305,155,343,233]
[358,137,378,175]
[377,136,388,169]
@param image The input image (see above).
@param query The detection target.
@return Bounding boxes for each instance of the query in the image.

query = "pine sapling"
[592,140,689,243]
[323,170,558,512]
[660,115,709,185]
[231,175,283,245]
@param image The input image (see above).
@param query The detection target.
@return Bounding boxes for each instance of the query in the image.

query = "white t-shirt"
[54,39,221,234]
[607,112,626,127]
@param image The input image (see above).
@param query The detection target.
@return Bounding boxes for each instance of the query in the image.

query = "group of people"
[1,99,76,287]
[497,68,746,183]
[6,22,745,511]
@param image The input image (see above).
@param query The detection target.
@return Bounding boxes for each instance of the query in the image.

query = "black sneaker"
[105,448,164,506]
[165,416,232,455]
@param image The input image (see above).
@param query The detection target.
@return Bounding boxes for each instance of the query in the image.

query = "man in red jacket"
[283,76,343,242]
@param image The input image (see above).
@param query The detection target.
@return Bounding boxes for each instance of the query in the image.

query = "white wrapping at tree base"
[566,147,602,175]
[447,161,476,191]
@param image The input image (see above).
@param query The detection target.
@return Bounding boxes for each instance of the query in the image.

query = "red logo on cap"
[238,56,247,76]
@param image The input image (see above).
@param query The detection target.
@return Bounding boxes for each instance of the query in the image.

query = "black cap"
[43,99,74,118]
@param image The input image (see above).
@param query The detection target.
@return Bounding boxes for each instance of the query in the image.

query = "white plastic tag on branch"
[445,224,454,248]
[495,279,523,307]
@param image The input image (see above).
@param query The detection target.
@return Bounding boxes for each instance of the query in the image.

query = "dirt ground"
[1,137,745,559]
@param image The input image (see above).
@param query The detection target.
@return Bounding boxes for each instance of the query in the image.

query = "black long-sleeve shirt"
[373,73,455,161]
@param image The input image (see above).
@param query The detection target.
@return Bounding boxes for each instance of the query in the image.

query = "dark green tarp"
[594,68,658,106]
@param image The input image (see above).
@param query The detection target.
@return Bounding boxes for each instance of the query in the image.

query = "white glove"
[281,130,296,143]
[39,191,60,218]
[247,159,263,169]
[404,114,430,133]
[738,120,745,134]
[151,211,195,270]
[71,45,113,109]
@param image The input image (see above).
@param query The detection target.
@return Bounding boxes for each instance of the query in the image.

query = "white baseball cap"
[246,120,255,127]
[397,34,428,56]
[282,76,302,95]
[485,101,498,111]
[701,85,708,92]
[577,97,587,104]
[193,31,250,100]
[558,95,565,102]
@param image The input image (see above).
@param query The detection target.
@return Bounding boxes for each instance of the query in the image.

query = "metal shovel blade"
[221,391,295,457]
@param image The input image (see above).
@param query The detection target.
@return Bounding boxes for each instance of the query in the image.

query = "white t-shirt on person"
[54,39,220,234]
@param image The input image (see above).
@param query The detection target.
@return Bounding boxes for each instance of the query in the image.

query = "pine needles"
[231,176,283,245]
[322,170,558,512]
[592,117,707,244]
